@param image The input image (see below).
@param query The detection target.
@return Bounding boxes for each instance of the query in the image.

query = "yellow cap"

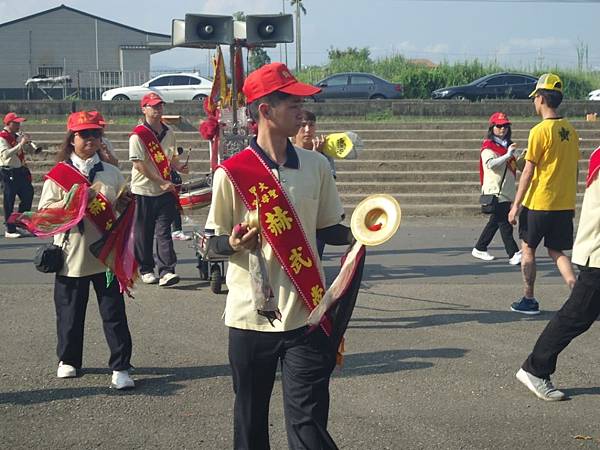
[529,73,563,98]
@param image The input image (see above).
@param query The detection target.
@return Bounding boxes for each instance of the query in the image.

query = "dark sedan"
[431,73,538,101]
[312,72,403,101]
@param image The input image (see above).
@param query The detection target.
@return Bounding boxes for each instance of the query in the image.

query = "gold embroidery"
[88,198,106,215]
[310,285,324,306]
[289,246,313,274]
[265,206,293,236]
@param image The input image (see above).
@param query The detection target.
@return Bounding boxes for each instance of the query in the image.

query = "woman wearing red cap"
[472,112,521,265]
[37,111,135,389]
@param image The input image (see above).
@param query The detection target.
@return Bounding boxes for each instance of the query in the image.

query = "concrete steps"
[9,118,599,218]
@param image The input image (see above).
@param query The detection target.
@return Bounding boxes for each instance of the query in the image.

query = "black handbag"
[479,165,508,214]
[479,194,498,214]
[33,230,69,273]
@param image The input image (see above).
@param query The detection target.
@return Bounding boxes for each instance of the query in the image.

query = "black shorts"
[518,207,574,250]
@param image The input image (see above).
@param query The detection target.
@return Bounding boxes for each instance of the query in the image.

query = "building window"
[38,66,63,77]
[100,71,121,87]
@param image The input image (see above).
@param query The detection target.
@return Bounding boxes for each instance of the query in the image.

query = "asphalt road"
[1,216,599,449]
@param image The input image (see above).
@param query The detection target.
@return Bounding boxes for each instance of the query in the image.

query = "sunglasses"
[494,124,510,129]
[77,129,102,139]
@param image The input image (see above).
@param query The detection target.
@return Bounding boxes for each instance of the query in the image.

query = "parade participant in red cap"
[508,73,579,315]
[472,112,521,265]
[35,110,135,389]
[129,92,188,287]
[0,112,34,238]
[205,62,355,449]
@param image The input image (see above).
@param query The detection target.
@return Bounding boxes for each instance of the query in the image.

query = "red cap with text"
[3,112,26,125]
[67,111,105,132]
[141,92,164,108]
[488,112,511,126]
[243,62,321,104]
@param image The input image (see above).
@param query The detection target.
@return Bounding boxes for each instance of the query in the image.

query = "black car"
[431,72,538,101]
[312,72,403,101]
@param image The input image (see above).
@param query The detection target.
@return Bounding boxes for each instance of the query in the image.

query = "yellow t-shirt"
[522,118,579,211]
[205,145,345,332]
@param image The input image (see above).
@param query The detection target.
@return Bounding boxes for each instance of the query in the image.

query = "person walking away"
[472,112,521,265]
[508,73,579,315]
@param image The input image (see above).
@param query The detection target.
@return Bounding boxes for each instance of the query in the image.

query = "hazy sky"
[1,0,599,74]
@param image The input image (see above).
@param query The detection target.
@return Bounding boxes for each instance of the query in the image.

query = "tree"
[291,0,307,71]
[249,48,271,70]
[232,11,245,21]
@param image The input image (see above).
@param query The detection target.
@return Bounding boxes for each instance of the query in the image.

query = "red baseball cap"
[67,111,105,132]
[489,112,511,126]
[141,92,164,108]
[3,112,26,125]
[243,62,321,104]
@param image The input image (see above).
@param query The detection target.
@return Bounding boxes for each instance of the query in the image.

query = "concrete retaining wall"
[1,99,599,118]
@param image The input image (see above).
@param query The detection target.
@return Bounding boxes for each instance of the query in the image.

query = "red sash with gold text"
[0,130,25,164]
[587,146,600,187]
[131,124,171,181]
[221,148,333,335]
[45,162,116,233]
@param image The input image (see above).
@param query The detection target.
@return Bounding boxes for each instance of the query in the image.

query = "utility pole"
[295,1,301,72]
[283,0,288,65]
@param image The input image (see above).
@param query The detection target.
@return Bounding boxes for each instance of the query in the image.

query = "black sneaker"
[511,297,540,315]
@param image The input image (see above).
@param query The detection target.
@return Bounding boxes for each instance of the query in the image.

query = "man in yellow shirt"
[508,73,579,314]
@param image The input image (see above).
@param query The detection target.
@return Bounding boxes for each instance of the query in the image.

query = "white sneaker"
[471,248,495,261]
[141,273,158,284]
[509,250,522,265]
[4,231,21,239]
[57,361,77,378]
[111,370,135,390]
[159,272,180,287]
[171,230,191,241]
[516,368,566,401]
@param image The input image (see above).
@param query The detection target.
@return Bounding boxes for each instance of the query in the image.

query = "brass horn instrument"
[350,194,401,246]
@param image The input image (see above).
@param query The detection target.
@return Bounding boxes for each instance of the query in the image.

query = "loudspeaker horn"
[245,14,293,46]
[172,14,234,48]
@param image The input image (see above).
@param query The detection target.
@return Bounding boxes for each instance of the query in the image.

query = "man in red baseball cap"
[1,112,34,238]
[205,62,354,449]
[129,92,187,287]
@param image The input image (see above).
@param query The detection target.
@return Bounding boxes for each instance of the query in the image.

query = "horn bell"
[350,194,401,246]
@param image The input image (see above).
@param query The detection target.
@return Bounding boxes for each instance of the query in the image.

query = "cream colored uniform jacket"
[128,125,176,197]
[572,171,600,268]
[38,162,126,277]
[0,133,24,168]
[480,148,516,203]
[205,146,345,332]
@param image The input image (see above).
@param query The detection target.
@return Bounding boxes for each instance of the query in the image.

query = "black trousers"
[474,201,519,257]
[522,266,600,378]
[1,167,33,233]
[54,272,132,370]
[134,192,177,277]
[228,327,338,450]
